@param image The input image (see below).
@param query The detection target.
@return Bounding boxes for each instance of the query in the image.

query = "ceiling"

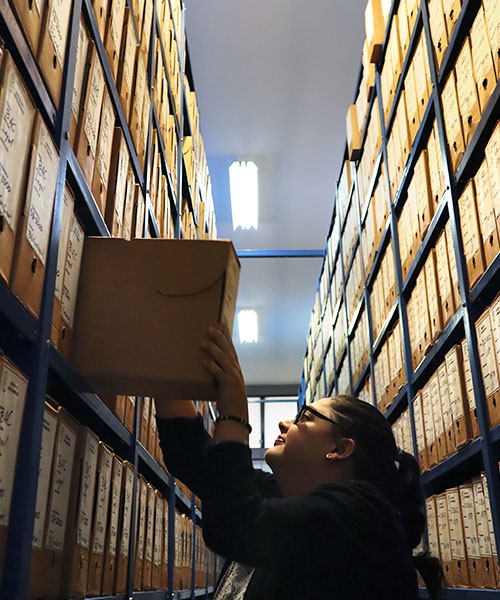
[184,0,366,388]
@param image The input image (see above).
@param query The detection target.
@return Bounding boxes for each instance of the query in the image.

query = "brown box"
[447,487,471,587]
[69,19,91,147]
[91,88,116,217]
[460,483,487,588]
[445,221,461,311]
[461,339,481,438]
[413,392,429,471]
[105,127,130,236]
[152,491,164,589]
[455,37,482,146]
[71,238,240,400]
[87,442,113,596]
[475,159,500,269]
[458,179,486,288]
[11,0,45,55]
[470,7,497,113]
[435,229,455,326]
[430,372,447,462]
[426,496,442,563]
[441,70,465,172]
[142,484,155,590]
[488,295,500,428]
[428,0,449,69]
[483,0,500,78]
[117,7,137,122]
[101,455,123,595]
[484,122,500,241]
[346,104,361,161]
[36,0,72,106]
[438,362,457,456]
[445,345,473,448]
[0,53,36,285]
[472,475,499,588]
[365,0,385,63]
[442,0,462,41]
[10,113,59,319]
[91,0,110,40]
[422,382,439,468]
[436,493,454,585]
[425,249,443,342]
[104,0,126,80]
[134,476,148,590]
[476,309,500,428]
[114,461,134,594]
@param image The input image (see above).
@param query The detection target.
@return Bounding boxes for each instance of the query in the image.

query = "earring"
[325,453,333,459]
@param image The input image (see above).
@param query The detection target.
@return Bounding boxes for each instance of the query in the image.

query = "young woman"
[156,324,442,599]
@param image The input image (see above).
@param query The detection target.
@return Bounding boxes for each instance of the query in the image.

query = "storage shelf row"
[86,586,215,600]
[420,587,500,599]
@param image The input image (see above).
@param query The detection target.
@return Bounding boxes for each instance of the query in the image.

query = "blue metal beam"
[237,249,324,258]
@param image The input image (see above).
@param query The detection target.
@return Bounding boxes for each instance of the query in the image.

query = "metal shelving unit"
[0,0,217,597]
[300,1,500,596]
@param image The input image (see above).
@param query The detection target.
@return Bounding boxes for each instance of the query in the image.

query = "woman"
[156,324,442,599]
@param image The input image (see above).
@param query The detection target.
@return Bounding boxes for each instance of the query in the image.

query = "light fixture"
[238,309,258,344]
[229,161,258,231]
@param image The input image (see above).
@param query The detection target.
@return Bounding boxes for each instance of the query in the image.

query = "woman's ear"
[325,437,356,461]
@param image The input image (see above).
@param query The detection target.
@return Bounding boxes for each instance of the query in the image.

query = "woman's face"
[265,397,339,475]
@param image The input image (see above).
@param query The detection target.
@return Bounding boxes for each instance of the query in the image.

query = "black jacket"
[157,415,418,600]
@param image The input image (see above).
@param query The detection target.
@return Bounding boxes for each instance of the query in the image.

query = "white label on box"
[430,373,445,437]
[476,311,500,397]
[153,493,163,567]
[54,187,74,301]
[461,339,477,411]
[470,10,495,82]
[460,484,481,559]
[0,361,28,526]
[96,91,114,183]
[133,55,146,117]
[0,64,34,229]
[413,394,425,453]
[459,182,481,260]
[482,473,498,555]
[145,487,155,562]
[475,160,497,240]
[26,121,58,265]
[84,56,105,159]
[76,430,99,548]
[422,384,436,445]
[123,17,136,94]
[45,419,76,552]
[91,445,113,554]
[438,363,453,432]
[447,488,467,561]
[72,22,89,120]
[472,477,493,557]
[32,406,58,548]
[426,498,441,560]
[455,39,478,117]
[488,296,500,378]
[61,214,84,328]
[163,499,168,565]
[437,495,452,562]
[119,464,134,556]
[110,0,125,48]
[48,0,72,68]
[136,479,147,560]
[107,457,123,557]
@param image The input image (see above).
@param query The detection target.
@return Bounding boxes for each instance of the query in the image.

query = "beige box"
[365,0,385,62]
[346,104,361,161]
[426,496,442,561]
[459,180,486,288]
[428,122,446,208]
[91,88,116,217]
[117,8,138,121]
[445,221,461,311]
[475,159,500,268]
[101,455,123,595]
[10,114,59,319]
[425,249,443,342]
[87,442,113,596]
[441,70,466,172]
[442,0,462,40]
[447,487,471,587]
[75,45,105,186]
[484,122,500,240]
[0,54,36,285]
[472,475,499,588]
[461,338,481,438]
[460,482,487,588]
[51,185,75,346]
[129,48,147,158]
[71,238,240,400]
[445,345,473,448]
[105,127,130,236]
[436,493,454,585]
[415,150,433,238]
[438,362,457,456]
[455,37,481,146]
[483,0,500,77]
[404,61,420,144]
[470,7,497,113]
[104,0,126,80]
[422,382,439,468]
[11,0,45,55]
[413,391,429,471]
[488,295,500,427]
[70,19,91,148]
[435,229,455,326]
[91,0,110,40]
[122,166,136,241]
[481,471,500,585]
[428,0,449,69]
[142,484,155,590]
[476,308,500,428]
[134,476,148,590]
[152,491,164,589]
[36,0,72,106]
[430,372,447,462]
[114,461,134,594]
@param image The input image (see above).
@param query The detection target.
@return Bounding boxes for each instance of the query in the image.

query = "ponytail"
[325,397,444,599]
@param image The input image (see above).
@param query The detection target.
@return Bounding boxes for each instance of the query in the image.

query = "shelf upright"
[420,0,500,557]
[0,0,83,594]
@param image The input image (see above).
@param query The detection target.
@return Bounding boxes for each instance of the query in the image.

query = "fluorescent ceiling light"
[238,309,258,344]
[229,161,258,231]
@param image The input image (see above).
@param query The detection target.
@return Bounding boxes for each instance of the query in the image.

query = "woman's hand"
[201,323,249,444]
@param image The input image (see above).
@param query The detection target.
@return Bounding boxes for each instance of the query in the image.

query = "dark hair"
[326,395,444,599]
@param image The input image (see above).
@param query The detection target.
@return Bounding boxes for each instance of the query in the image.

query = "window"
[264,401,298,449]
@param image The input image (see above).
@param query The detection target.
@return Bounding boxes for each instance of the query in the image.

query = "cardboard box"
[36,0,72,106]
[435,229,455,326]
[91,0,110,40]
[105,128,129,236]
[152,491,164,589]
[117,8,137,121]
[114,461,134,594]
[430,372,447,462]
[365,0,385,63]
[104,0,126,80]
[10,113,59,319]
[445,345,473,448]
[415,150,433,238]
[484,122,500,240]
[441,70,465,172]
[455,37,481,146]
[483,0,500,78]
[11,0,45,56]
[438,362,456,455]
[445,221,461,311]
[481,471,500,585]
[470,7,497,113]
[461,339,480,438]
[427,122,446,208]
[436,493,454,585]
[442,0,462,41]
[472,476,498,588]
[428,0,449,69]
[134,476,148,590]
[425,249,443,342]
[70,19,91,148]
[142,484,155,590]
[458,180,486,288]
[447,487,471,587]
[101,455,123,595]
[422,381,439,467]
[91,88,116,217]
[413,392,428,470]
[0,53,36,285]
[475,159,500,269]
[426,496,441,561]
[346,104,361,161]
[488,296,500,427]
[71,238,240,399]
[460,482,487,588]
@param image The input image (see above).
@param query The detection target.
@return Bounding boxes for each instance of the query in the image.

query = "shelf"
[421,437,483,490]
[352,360,370,396]
[401,194,450,295]
[454,76,500,192]
[411,308,464,390]
[147,200,161,238]
[359,151,383,226]
[372,299,399,357]
[383,384,408,423]
[420,586,500,598]
[365,219,391,290]
[66,149,110,236]
[82,0,145,190]
[335,344,348,374]
[347,294,365,336]
[392,96,435,214]
[48,346,133,449]
[86,595,126,600]
[437,0,481,86]
[0,0,56,127]
[343,235,360,284]
[0,282,38,344]
[138,442,170,492]
[384,6,423,137]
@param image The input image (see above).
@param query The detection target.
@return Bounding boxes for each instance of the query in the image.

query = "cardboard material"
[458,179,486,288]
[428,0,449,69]
[455,37,481,146]
[461,338,480,438]
[71,238,240,400]
[470,7,497,113]
[460,483,487,588]
[101,455,123,595]
[447,487,471,587]
[91,88,116,217]
[475,159,500,269]
[104,0,126,80]
[445,345,473,448]
[114,461,134,594]
[476,309,500,428]
[70,19,91,148]
[413,392,428,471]
[488,295,500,427]
[472,475,498,588]
[0,53,36,285]
[91,0,110,39]
[436,493,454,585]
[134,476,148,590]
[441,70,465,172]
[11,0,45,55]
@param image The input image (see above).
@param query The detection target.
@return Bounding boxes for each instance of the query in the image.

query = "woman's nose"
[279,419,292,433]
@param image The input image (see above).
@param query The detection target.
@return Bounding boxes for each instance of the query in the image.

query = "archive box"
[71,238,240,399]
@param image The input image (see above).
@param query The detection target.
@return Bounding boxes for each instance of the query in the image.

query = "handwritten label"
[446,347,465,421]
[0,361,28,526]
[45,419,76,552]
[413,394,425,454]
[61,215,84,328]
[48,0,72,68]
[145,486,155,562]
[26,121,58,265]
[76,431,99,548]
[119,464,134,556]
[153,493,163,567]
[460,484,481,559]
[136,479,147,560]
[436,494,452,562]
[54,187,74,301]
[96,91,115,183]
[122,15,136,95]
[461,340,477,412]
[476,311,500,397]
[32,406,58,548]
[83,54,105,159]
[110,0,125,49]
[447,489,467,560]
[107,457,123,558]
[425,498,440,560]
[72,22,90,120]
[472,477,493,557]
[91,444,113,554]
[0,64,35,229]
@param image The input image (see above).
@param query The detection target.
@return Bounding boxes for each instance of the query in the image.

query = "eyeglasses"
[294,404,354,439]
